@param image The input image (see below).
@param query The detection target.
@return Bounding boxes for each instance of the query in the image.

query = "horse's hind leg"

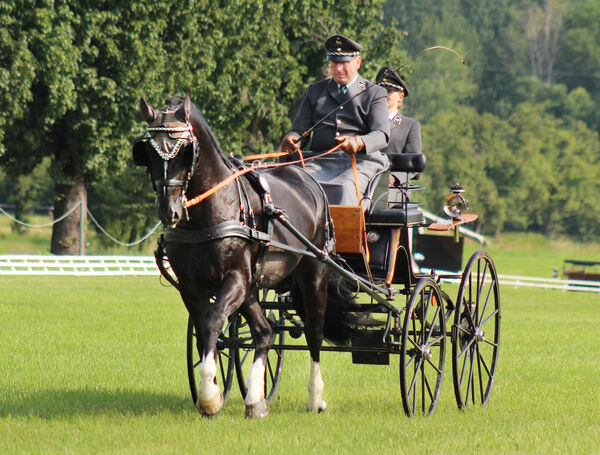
[299,263,329,413]
[240,290,273,419]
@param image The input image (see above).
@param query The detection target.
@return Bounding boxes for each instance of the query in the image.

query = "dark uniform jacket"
[290,75,389,153]
[381,113,421,156]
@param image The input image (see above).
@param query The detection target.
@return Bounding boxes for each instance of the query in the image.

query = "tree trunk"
[50,179,87,255]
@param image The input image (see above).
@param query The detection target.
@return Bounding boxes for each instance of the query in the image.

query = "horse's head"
[132,95,198,227]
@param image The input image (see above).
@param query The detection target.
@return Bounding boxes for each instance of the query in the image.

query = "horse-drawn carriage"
[133,95,500,418]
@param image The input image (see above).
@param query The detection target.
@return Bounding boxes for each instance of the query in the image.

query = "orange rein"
[184,143,344,209]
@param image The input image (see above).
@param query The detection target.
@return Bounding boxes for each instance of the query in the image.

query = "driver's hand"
[335,135,365,155]
[280,133,301,154]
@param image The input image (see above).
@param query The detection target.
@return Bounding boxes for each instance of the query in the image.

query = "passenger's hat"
[325,34,363,62]
[376,66,409,96]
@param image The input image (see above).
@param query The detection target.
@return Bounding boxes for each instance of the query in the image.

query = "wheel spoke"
[408,357,423,396]
[476,345,492,378]
[458,335,476,359]
[482,338,498,348]
[240,348,251,367]
[466,349,474,404]
[424,305,441,345]
[425,356,442,374]
[405,351,418,369]
[421,358,425,413]
[423,370,434,403]
[476,344,484,402]
[459,346,469,387]
[480,308,499,328]
[427,334,445,348]
[462,296,477,331]
[478,279,495,324]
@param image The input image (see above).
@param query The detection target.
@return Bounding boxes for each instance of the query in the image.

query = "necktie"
[339,85,347,95]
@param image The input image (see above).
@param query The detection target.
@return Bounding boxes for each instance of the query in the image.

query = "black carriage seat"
[367,153,426,227]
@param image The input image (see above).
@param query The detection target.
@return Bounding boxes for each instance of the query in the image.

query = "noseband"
[145,123,199,200]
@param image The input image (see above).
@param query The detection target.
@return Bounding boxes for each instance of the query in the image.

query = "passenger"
[280,34,390,206]
[376,66,421,157]
[376,66,422,273]
[376,66,422,201]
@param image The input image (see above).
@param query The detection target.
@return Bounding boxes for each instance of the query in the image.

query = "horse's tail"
[291,272,383,346]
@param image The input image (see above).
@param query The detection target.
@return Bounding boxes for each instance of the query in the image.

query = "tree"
[1,0,397,254]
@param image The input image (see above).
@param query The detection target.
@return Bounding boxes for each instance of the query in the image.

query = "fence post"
[79,195,86,256]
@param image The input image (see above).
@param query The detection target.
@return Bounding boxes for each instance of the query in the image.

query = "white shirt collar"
[388,110,399,120]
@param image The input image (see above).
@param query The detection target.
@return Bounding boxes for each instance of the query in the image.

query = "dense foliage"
[385,0,600,239]
[0,0,598,247]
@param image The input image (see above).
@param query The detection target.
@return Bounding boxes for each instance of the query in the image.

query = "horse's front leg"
[240,291,273,419]
[196,271,248,417]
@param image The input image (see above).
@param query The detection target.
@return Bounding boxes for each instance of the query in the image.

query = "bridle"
[144,121,199,207]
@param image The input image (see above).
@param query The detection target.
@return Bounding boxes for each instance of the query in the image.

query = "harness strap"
[162,220,271,244]
[161,218,319,259]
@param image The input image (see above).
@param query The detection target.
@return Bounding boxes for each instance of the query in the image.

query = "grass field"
[2,216,600,453]
[1,273,599,454]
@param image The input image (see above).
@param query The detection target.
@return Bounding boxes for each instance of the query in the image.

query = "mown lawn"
[1,275,599,454]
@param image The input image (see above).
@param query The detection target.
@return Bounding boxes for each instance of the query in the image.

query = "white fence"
[497,274,600,294]
[1,255,599,293]
[0,255,158,276]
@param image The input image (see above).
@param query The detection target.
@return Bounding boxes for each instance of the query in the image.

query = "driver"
[280,34,389,206]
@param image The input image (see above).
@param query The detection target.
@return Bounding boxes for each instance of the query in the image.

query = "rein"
[184,143,343,209]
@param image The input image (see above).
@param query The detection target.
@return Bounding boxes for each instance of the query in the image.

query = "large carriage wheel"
[186,316,235,406]
[452,250,501,409]
[400,277,446,416]
[233,302,285,403]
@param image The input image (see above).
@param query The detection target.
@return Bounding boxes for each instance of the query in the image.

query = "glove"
[280,133,301,154]
[335,135,365,155]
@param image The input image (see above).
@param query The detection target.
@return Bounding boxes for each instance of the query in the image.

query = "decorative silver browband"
[145,124,195,160]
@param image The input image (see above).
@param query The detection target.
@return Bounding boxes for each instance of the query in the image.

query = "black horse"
[132,95,365,418]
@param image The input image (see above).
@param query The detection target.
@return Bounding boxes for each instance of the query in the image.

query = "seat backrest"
[388,153,426,173]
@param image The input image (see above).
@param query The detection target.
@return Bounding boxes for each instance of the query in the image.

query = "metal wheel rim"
[400,278,447,416]
[452,250,501,409]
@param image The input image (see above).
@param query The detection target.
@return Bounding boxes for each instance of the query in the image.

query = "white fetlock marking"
[306,359,325,412]
[245,357,265,406]
[198,350,220,402]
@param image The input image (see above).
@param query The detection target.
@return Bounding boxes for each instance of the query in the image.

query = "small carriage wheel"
[452,250,501,409]
[232,303,285,404]
[400,277,446,416]
[186,316,235,406]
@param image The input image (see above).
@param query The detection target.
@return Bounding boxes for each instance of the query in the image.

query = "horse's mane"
[164,96,224,156]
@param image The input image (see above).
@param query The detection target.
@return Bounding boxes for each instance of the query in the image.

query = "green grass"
[1,275,599,454]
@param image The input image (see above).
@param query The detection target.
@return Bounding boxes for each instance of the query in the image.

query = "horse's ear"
[140,97,156,123]
[176,94,191,123]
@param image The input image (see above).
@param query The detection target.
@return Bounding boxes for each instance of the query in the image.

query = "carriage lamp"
[442,183,468,219]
